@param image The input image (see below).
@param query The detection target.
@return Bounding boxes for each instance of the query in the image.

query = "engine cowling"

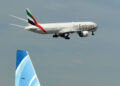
[78,31,89,37]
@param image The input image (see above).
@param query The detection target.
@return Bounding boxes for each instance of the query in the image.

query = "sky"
[0,0,120,86]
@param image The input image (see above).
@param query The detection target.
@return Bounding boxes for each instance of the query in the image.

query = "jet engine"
[78,31,89,37]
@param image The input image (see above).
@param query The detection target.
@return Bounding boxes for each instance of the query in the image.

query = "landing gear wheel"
[60,33,70,40]
[53,34,58,38]
[65,36,70,40]
[92,31,95,35]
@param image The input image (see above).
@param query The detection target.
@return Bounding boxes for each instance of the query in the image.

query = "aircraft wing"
[58,28,78,34]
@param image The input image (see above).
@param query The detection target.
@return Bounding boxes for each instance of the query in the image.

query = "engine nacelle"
[78,31,89,37]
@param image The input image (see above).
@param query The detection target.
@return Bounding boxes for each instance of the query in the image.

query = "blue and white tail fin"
[16,50,40,86]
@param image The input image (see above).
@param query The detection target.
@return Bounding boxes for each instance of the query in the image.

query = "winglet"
[16,50,40,86]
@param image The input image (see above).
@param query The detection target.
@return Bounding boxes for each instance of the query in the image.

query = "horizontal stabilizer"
[10,24,25,28]
[10,15,28,22]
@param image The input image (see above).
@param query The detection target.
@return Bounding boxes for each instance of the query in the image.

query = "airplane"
[11,8,98,39]
[16,50,40,86]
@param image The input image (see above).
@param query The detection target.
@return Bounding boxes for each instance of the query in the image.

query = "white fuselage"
[25,22,97,34]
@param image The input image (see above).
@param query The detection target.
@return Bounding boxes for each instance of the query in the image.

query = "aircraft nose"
[92,23,98,32]
[94,23,97,28]
[94,23,98,29]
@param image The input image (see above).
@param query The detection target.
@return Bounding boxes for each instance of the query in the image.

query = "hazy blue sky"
[0,0,120,86]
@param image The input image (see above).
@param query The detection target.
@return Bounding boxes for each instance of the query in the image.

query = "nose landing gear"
[92,31,95,35]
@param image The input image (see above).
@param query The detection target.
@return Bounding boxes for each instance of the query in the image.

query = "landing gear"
[53,34,59,38]
[64,36,70,39]
[92,31,95,35]
[60,33,70,40]
[53,33,70,39]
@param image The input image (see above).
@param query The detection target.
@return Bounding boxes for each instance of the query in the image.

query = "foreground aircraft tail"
[16,50,40,86]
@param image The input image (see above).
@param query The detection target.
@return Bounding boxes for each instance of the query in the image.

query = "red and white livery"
[11,8,98,39]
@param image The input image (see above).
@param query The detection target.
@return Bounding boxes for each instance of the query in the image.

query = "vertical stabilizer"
[26,8,47,33]
[16,50,40,86]
[26,8,38,26]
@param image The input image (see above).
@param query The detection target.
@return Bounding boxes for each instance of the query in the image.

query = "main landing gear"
[60,34,70,39]
[53,34,59,38]
[53,33,70,40]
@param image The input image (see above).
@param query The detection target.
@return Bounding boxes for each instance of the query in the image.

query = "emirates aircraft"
[11,8,98,39]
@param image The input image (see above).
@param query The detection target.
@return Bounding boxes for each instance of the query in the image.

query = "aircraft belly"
[29,29,44,34]
[29,28,58,34]
[45,27,59,33]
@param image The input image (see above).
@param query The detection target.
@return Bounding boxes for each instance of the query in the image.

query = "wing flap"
[58,28,77,34]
